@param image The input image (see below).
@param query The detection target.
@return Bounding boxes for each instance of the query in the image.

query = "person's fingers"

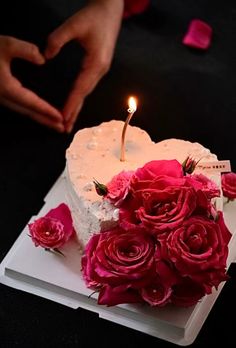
[1,98,65,132]
[63,53,109,129]
[64,100,84,133]
[45,19,79,60]
[4,75,63,122]
[7,37,45,65]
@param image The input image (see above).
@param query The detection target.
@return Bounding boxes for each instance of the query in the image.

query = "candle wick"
[120,109,135,162]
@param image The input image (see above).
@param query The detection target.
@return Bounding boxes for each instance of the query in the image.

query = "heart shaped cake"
[65,120,221,247]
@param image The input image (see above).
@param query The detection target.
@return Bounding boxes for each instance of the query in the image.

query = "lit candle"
[120,96,137,162]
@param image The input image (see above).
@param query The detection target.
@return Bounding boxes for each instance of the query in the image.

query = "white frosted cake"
[65,120,222,247]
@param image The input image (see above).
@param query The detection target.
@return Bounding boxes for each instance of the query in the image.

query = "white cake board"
[1,173,236,346]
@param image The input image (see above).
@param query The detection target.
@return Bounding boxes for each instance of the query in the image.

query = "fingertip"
[55,123,65,133]
[63,109,74,122]
[57,128,65,134]
[66,126,73,134]
[64,121,74,133]
[28,47,46,65]
[36,56,46,65]
[44,48,56,60]
[63,103,82,122]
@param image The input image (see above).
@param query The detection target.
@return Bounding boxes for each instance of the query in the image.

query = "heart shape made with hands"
[11,42,84,133]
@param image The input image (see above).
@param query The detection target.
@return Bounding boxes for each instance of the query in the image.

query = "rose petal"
[182,19,213,50]
[134,160,183,181]
[98,285,142,306]
[46,203,73,236]
[188,174,220,199]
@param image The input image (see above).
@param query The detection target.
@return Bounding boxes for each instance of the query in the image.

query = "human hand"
[0,36,64,132]
[45,0,124,132]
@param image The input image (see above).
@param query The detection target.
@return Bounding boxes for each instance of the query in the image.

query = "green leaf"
[93,178,108,196]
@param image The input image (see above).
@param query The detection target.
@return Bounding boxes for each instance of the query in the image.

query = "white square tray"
[1,173,236,346]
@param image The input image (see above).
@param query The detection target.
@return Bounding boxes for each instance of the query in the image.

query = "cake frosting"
[65,120,221,247]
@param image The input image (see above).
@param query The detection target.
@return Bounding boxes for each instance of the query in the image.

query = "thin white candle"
[120,96,137,162]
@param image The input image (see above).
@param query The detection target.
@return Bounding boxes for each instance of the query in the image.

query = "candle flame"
[120,96,138,162]
[128,96,137,113]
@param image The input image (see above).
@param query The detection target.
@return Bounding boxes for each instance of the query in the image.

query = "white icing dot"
[93,128,102,135]
[87,141,98,150]
[71,153,78,159]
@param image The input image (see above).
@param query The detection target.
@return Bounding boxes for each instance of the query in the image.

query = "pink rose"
[159,213,231,293]
[188,173,220,200]
[119,161,209,234]
[106,170,134,207]
[222,172,236,200]
[123,0,150,18]
[28,203,74,249]
[82,227,156,306]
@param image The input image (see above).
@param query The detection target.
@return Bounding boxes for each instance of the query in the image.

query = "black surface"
[0,1,236,347]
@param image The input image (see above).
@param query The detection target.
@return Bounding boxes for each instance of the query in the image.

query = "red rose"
[82,227,156,306]
[159,213,231,293]
[121,183,200,233]
[106,170,134,207]
[222,172,236,200]
[119,160,208,234]
[28,203,74,249]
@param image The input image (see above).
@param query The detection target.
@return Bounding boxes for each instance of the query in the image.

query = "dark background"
[0,1,236,347]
